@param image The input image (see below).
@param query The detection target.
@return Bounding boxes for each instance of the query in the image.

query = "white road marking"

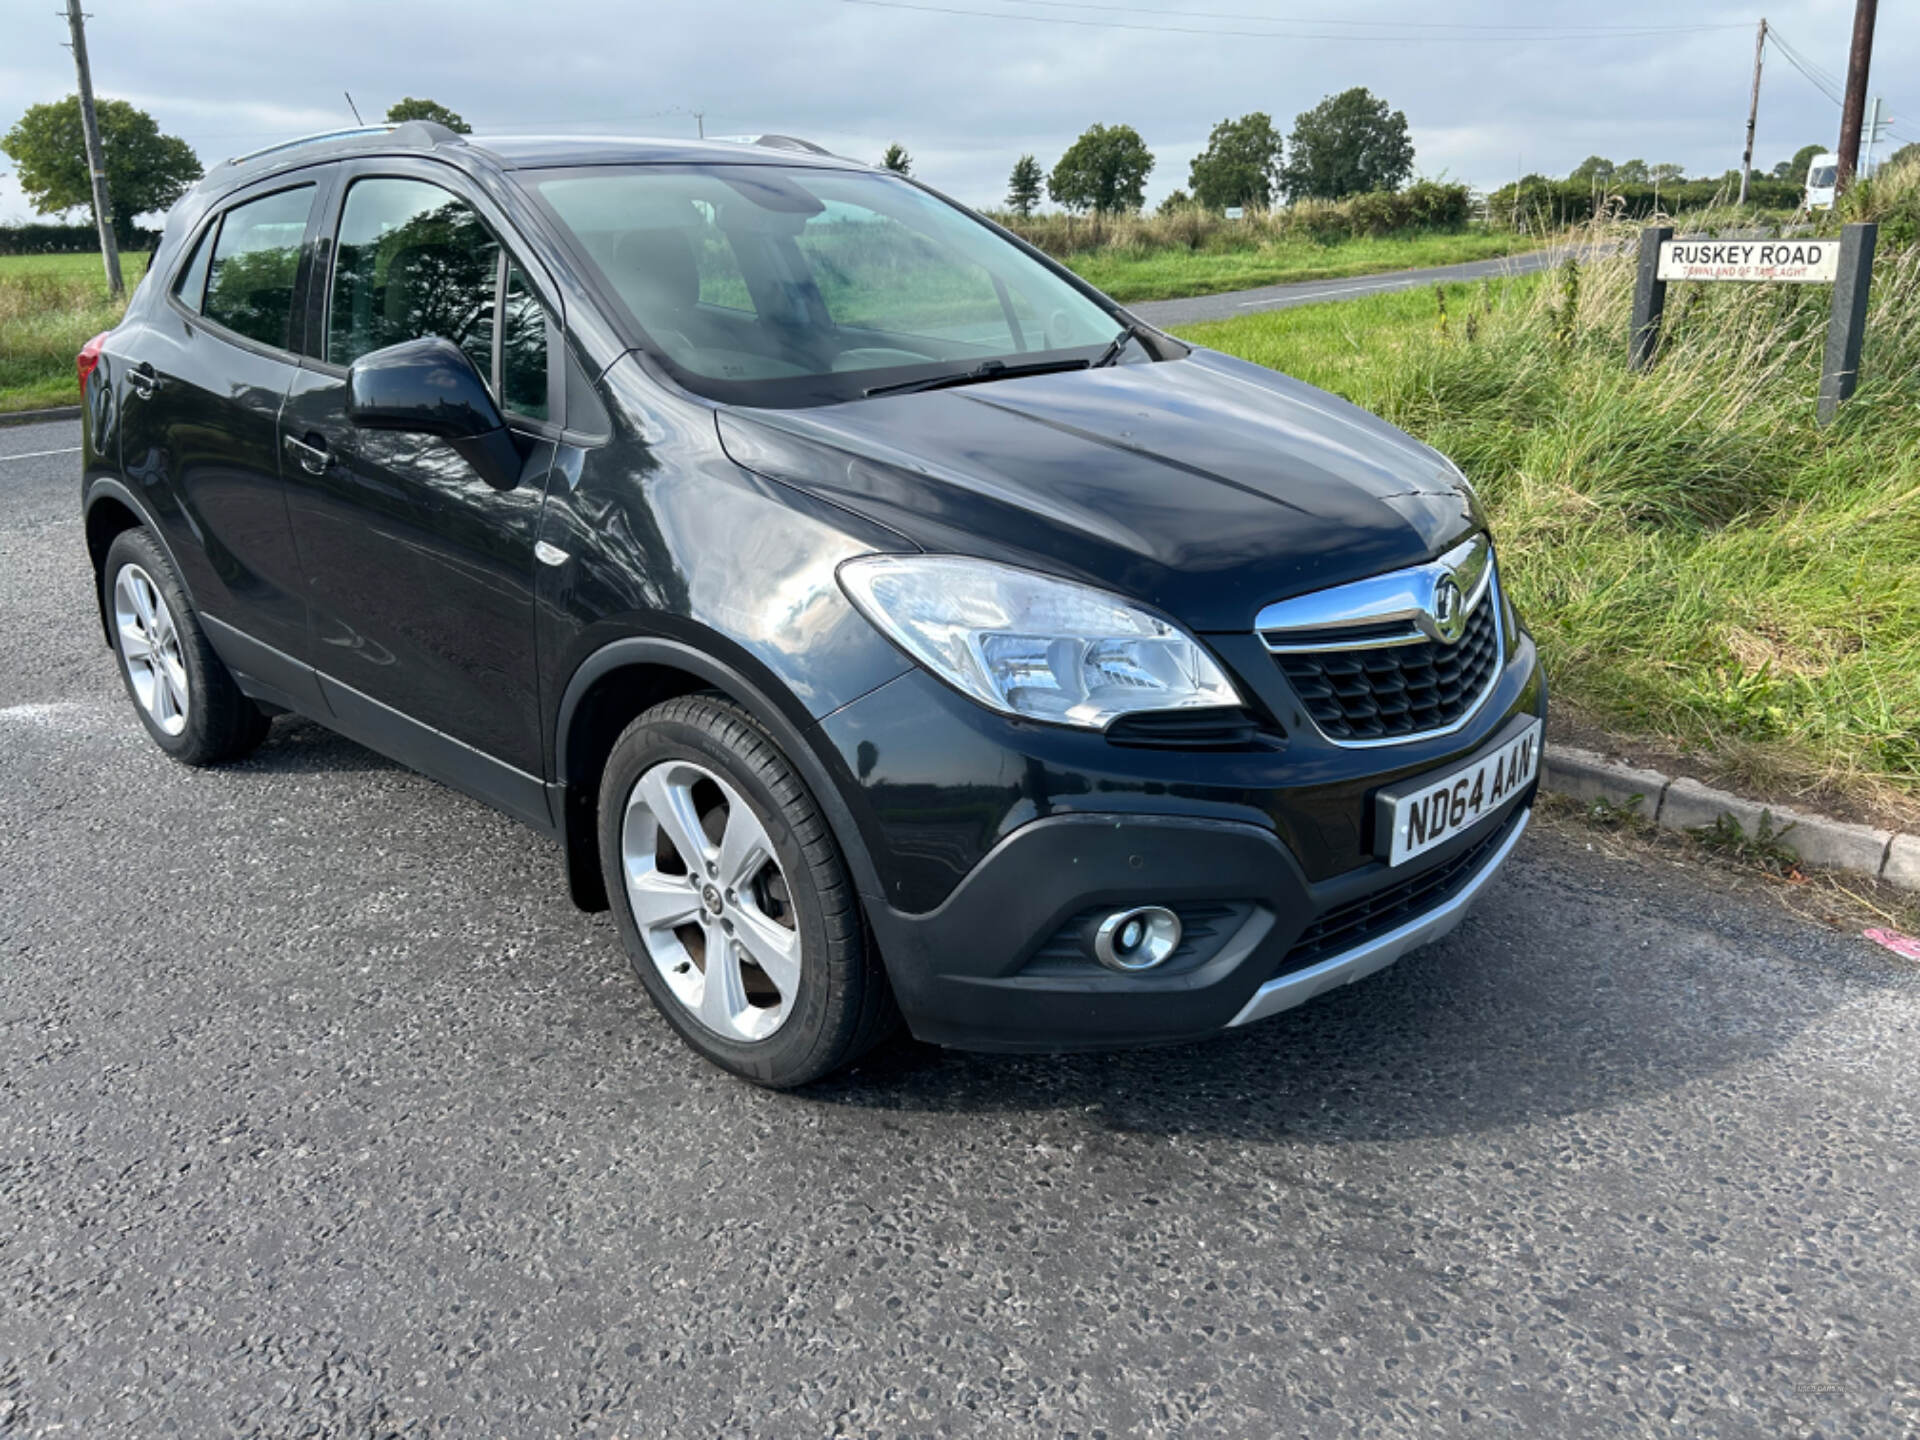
[0,446,82,463]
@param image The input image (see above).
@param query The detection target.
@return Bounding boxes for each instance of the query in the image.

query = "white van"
[1805,153,1840,210]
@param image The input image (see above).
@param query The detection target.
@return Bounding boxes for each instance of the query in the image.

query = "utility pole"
[692,110,705,139]
[1738,17,1767,206]
[63,0,123,298]
[1834,0,1878,193]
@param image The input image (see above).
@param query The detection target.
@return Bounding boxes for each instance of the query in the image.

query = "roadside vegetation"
[0,251,147,413]
[995,184,1538,302]
[1179,166,1920,817]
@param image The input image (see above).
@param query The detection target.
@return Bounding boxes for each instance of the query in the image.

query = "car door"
[113,177,327,670]
[279,162,561,796]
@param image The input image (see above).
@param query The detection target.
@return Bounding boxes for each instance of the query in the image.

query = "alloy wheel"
[620,758,802,1043]
[114,564,190,737]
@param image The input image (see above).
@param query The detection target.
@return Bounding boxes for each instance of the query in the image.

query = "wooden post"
[1629,225,1671,371]
[1818,223,1877,424]
[64,0,123,299]
[1739,18,1767,207]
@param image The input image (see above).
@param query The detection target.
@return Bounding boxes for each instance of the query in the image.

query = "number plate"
[1376,719,1541,867]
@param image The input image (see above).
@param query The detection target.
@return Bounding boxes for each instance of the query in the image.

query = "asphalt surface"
[1130,250,1567,330]
[4,417,1919,1438]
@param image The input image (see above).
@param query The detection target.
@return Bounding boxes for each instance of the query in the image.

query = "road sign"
[1657,238,1841,284]
[1630,224,1878,425]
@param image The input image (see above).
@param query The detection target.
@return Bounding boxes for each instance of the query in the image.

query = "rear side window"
[329,177,499,381]
[201,186,314,349]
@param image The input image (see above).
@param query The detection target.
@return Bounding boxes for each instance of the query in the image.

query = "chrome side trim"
[1256,532,1492,652]
[1226,806,1530,1028]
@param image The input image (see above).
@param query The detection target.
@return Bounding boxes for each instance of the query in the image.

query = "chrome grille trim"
[1254,534,1506,748]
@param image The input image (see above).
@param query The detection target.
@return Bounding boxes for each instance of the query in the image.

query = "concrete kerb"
[1543,744,1911,892]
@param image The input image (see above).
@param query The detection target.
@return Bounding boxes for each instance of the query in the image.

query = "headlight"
[838,554,1241,729]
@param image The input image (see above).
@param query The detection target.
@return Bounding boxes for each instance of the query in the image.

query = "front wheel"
[597,695,897,1088]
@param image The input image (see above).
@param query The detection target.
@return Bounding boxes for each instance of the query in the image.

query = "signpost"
[1628,222,1879,424]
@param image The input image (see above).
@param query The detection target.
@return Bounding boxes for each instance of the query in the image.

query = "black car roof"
[196,122,867,200]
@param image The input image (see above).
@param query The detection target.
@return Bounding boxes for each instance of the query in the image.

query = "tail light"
[77,332,109,392]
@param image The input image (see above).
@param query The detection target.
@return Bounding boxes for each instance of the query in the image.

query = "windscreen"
[1809,165,1838,188]
[527,164,1121,406]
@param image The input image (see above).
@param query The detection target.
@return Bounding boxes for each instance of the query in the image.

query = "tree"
[1771,143,1823,182]
[880,142,912,175]
[1279,88,1413,201]
[1048,123,1153,214]
[1567,155,1616,185]
[385,97,471,134]
[2,96,201,240]
[1887,142,1920,174]
[1613,158,1650,185]
[1649,162,1687,184]
[1187,112,1282,210]
[1156,189,1193,215]
[1005,153,1043,216]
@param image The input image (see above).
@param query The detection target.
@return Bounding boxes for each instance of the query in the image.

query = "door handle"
[283,432,331,475]
[126,363,157,400]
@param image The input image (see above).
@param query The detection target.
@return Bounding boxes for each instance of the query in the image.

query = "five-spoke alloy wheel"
[621,757,802,1043]
[114,562,190,736]
[597,695,897,1087]
[103,527,270,766]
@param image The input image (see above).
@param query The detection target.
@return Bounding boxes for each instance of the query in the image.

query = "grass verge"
[1059,228,1538,304]
[0,251,148,413]
[1178,216,1920,817]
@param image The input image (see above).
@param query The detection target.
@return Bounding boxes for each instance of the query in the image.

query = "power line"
[981,0,1750,35]
[836,0,1746,42]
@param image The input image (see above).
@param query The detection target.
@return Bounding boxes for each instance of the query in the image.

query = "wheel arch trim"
[84,479,190,647]
[551,635,888,908]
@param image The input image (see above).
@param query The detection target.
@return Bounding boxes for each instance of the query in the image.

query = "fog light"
[1092,906,1182,972]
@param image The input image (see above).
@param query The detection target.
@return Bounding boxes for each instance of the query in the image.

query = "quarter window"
[500,263,549,420]
[201,186,314,349]
[173,226,214,313]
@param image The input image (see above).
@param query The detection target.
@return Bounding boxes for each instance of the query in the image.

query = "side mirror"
[347,336,523,490]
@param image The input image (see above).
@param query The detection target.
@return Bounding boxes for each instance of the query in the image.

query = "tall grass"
[0,252,146,412]
[1182,198,1920,815]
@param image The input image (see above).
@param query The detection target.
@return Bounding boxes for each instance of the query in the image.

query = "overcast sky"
[3,0,1914,223]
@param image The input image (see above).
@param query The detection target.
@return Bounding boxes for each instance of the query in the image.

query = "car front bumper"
[818,612,1545,1053]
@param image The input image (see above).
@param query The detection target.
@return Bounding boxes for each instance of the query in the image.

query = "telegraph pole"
[63,0,123,298]
[1738,18,1767,206]
[1835,0,1878,193]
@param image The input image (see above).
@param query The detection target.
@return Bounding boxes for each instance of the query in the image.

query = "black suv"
[79,123,1544,1086]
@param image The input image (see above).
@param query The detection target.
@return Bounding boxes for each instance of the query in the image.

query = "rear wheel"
[104,528,270,765]
[597,695,896,1087]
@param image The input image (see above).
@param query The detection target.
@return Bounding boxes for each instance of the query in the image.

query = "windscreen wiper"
[864,356,1090,399]
[1093,321,1145,368]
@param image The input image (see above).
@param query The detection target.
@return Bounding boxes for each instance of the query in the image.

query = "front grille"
[1275,811,1518,977]
[1274,598,1499,742]
[1104,707,1277,750]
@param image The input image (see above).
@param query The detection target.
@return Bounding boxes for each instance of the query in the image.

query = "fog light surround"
[1092,906,1183,972]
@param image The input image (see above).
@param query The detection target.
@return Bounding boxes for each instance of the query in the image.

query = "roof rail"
[220,119,464,170]
[742,134,836,157]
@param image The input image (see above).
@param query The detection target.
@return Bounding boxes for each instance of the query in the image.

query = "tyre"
[597,694,897,1088]
[103,528,270,766]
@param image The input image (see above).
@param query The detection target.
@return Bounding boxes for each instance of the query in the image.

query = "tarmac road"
[3,418,1918,1437]
[1128,249,1570,330]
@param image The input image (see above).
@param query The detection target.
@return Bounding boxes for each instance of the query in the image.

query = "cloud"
[3,0,1910,222]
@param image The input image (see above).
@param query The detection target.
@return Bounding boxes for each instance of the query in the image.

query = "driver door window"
[328,177,501,383]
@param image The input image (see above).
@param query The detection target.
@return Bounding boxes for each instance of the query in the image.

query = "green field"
[0,251,149,412]
[1179,243,1920,819]
[1061,229,1539,304]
